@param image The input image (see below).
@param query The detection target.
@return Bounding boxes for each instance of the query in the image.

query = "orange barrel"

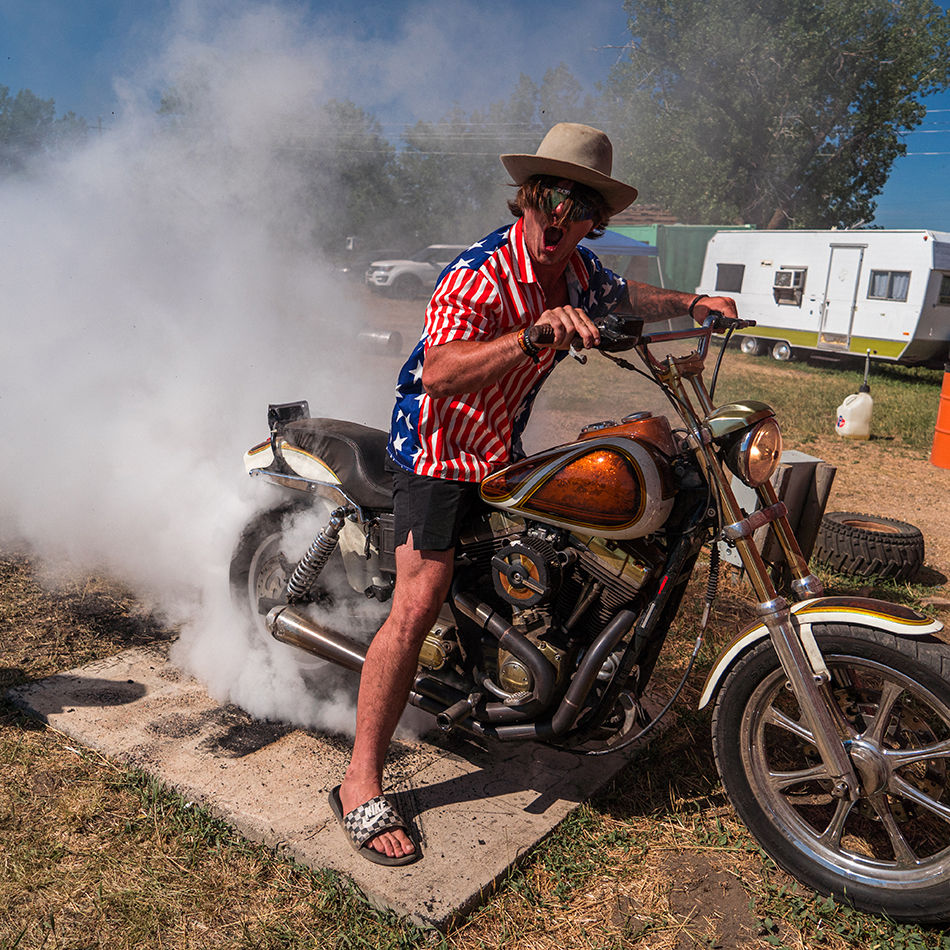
[931,363,950,469]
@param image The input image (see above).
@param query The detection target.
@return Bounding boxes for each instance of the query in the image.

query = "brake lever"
[569,342,587,364]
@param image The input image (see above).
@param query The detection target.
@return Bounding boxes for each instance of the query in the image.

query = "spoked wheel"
[712,625,950,923]
[230,501,308,639]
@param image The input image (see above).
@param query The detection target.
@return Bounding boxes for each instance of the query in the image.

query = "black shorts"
[387,458,480,551]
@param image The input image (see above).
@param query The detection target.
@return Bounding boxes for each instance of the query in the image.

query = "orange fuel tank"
[481,421,676,540]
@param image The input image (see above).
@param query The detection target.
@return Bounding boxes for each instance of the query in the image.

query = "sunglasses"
[540,184,597,224]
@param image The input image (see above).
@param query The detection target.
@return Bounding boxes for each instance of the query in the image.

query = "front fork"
[756,597,859,801]
[707,443,860,800]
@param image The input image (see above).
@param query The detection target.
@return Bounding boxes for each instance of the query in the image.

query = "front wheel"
[711,625,950,923]
[389,273,423,300]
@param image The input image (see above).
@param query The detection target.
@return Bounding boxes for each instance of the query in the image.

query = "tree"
[302,99,399,254]
[0,86,87,174]
[603,0,950,228]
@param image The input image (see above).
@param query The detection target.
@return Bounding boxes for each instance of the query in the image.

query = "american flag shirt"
[387,217,627,482]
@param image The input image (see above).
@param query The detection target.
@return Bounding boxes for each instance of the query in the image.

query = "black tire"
[389,274,423,300]
[230,501,380,646]
[814,511,925,581]
[229,501,308,638]
[711,626,950,923]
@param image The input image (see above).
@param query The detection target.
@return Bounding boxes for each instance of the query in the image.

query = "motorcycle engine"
[496,608,565,695]
[457,510,662,700]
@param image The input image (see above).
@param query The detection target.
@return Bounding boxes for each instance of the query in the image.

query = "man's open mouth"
[543,226,564,252]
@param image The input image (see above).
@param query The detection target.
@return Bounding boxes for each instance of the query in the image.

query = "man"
[329,123,737,865]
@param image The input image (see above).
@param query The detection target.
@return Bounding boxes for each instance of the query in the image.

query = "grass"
[712,347,943,453]
[2,351,950,947]
[8,547,950,947]
[532,339,944,456]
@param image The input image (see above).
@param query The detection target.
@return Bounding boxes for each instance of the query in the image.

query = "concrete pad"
[9,644,648,929]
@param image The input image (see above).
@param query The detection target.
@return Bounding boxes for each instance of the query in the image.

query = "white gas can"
[835,390,873,439]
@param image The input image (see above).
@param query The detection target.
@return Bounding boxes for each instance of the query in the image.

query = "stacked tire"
[813,512,925,581]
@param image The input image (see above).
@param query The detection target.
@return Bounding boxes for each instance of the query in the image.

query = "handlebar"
[525,312,757,362]
[524,313,646,353]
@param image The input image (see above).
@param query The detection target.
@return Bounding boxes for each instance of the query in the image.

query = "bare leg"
[338,535,453,859]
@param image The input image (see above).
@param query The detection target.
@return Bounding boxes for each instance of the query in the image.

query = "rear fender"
[698,596,944,709]
[244,437,358,512]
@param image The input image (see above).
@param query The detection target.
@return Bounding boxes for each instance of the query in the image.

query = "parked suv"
[333,248,403,282]
[365,245,469,299]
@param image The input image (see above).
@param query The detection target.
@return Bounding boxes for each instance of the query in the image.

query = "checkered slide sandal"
[328,785,422,866]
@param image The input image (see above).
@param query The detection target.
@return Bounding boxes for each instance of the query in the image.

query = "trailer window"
[868,270,910,301]
[716,264,745,293]
[939,274,950,305]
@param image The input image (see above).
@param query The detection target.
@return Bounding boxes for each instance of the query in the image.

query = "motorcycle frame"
[643,326,906,802]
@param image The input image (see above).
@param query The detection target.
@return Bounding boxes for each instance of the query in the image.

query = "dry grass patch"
[0,722,320,947]
[2,494,950,948]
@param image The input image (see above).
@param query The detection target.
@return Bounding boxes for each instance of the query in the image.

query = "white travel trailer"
[696,229,950,365]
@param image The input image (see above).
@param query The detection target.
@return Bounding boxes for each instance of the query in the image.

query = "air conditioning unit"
[773,268,807,306]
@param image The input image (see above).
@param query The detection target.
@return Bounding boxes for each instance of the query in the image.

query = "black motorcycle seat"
[281,418,393,510]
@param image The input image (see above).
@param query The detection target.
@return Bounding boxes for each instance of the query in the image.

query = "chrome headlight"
[724,418,783,487]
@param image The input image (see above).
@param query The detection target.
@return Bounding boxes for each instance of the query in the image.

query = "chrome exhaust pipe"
[356,329,403,354]
[266,605,366,673]
[266,605,486,736]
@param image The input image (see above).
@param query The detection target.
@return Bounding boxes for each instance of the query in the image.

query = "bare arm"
[422,333,526,399]
[624,283,738,323]
[422,304,600,399]
[422,287,738,399]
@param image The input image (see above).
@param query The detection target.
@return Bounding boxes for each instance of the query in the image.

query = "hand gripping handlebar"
[524,311,756,356]
[524,313,645,353]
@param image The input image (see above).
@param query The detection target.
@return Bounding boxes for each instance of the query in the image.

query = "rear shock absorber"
[285,506,350,603]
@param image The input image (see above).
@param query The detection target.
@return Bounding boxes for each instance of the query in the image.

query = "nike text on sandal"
[328,785,422,866]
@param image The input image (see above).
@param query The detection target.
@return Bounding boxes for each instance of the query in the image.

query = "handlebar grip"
[526,325,556,346]
[706,311,756,331]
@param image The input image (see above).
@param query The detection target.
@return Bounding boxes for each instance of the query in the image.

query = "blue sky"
[1,0,949,229]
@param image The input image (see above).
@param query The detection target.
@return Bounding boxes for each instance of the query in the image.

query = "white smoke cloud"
[0,1,400,731]
[0,0,630,735]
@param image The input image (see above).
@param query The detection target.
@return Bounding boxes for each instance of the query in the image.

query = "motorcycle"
[231,312,950,923]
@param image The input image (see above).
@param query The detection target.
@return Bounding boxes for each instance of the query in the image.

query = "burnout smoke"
[0,5,396,732]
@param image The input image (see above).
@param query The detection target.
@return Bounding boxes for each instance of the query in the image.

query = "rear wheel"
[229,501,364,653]
[230,501,308,638]
[740,336,767,357]
[712,626,950,923]
[771,341,795,361]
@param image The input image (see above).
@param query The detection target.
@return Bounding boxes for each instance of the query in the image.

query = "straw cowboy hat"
[500,122,638,217]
